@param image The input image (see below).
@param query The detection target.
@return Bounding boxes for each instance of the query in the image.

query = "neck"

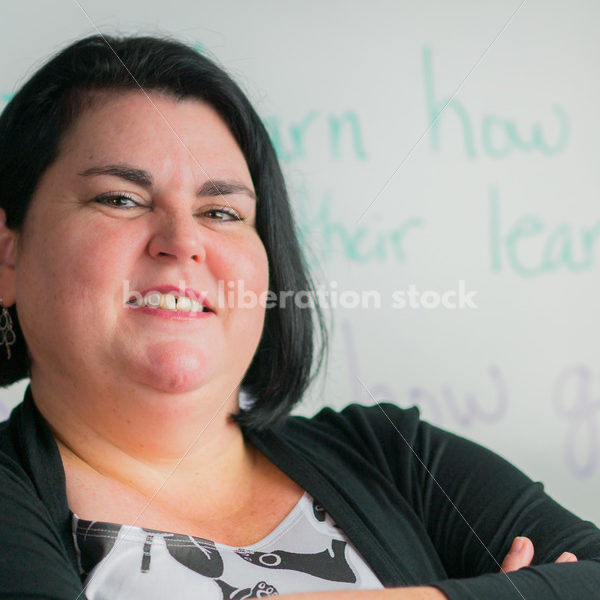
[29,370,256,515]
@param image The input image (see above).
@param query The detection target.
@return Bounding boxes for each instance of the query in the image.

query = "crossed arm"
[276,536,578,600]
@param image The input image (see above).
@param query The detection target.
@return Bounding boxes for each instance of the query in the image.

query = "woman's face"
[14,91,269,400]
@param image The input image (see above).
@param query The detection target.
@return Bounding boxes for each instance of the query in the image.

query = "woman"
[0,35,598,600]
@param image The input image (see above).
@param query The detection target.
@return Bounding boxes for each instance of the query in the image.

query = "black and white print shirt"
[72,491,383,599]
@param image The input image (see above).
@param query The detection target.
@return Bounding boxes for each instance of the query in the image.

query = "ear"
[0,207,18,306]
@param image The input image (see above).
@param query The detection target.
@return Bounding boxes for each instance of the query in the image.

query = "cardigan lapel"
[13,385,81,576]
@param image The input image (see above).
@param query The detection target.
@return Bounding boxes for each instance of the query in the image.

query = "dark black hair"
[0,34,327,430]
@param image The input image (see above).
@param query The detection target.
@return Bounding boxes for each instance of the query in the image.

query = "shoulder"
[0,399,48,513]
[272,402,425,475]
[283,401,421,443]
[0,390,66,518]
[0,418,83,597]
[0,416,58,555]
[277,401,526,486]
[0,401,29,479]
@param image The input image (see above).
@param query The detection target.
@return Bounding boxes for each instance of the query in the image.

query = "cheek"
[217,237,269,333]
[17,220,136,322]
[216,235,269,293]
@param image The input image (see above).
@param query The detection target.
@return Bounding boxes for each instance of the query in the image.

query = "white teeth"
[132,292,208,313]
[160,293,176,310]
[176,296,192,312]
[144,292,162,308]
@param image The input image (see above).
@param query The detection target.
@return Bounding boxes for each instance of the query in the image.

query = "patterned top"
[72,491,383,599]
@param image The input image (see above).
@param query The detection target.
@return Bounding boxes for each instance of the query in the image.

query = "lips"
[133,285,215,313]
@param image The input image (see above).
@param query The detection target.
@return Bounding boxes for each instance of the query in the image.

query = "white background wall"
[0,1,598,525]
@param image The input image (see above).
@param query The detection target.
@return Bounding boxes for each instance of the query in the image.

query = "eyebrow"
[78,164,256,200]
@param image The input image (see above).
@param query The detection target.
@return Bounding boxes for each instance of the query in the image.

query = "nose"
[147,209,206,264]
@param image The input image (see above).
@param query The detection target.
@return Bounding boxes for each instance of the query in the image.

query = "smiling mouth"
[127,292,213,314]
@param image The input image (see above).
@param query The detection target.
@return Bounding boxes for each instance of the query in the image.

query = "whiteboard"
[0,0,598,527]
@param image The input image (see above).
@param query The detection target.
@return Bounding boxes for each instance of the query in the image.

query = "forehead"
[57,90,250,180]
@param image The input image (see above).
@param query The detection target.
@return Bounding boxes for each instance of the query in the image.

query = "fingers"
[555,552,578,563]
[500,536,535,573]
[500,536,577,574]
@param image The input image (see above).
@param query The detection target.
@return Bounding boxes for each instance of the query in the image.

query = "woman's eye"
[93,193,140,208]
[203,206,244,222]
[92,195,245,221]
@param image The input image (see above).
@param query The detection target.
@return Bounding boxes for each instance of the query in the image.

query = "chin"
[149,369,210,395]
[137,344,215,394]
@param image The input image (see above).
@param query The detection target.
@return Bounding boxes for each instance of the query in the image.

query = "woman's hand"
[500,536,578,572]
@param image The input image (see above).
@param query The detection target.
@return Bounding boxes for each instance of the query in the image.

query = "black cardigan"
[1,385,599,599]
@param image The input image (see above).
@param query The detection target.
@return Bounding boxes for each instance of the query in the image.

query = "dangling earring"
[0,298,16,360]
